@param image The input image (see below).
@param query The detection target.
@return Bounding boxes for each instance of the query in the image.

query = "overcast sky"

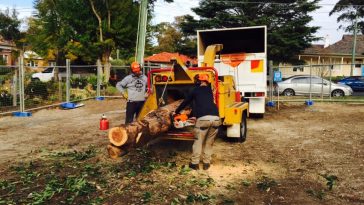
[0,0,350,45]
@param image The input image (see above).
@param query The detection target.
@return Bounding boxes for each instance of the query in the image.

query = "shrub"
[25,81,49,99]
[70,77,88,89]
[0,90,13,106]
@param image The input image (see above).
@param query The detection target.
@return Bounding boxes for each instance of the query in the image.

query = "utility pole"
[135,0,148,66]
[351,13,358,76]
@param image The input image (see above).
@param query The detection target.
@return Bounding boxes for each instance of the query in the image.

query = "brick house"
[0,37,16,66]
[280,35,364,77]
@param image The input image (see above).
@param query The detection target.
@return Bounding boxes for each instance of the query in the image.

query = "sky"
[0,0,350,45]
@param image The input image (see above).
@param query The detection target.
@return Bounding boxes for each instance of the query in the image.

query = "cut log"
[107,144,127,159]
[108,100,190,150]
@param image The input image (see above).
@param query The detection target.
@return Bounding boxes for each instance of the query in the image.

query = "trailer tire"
[239,111,247,143]
[217,125,227,139]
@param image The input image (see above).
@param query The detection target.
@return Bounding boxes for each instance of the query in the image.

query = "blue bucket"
[305,100,314,106]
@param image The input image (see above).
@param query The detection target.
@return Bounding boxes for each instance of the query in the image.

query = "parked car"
[32,66,97,82]
[276,75,353,97]
[338,76,364,91]
[32,67,67,82]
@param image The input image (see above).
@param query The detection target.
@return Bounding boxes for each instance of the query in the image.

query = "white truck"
[197,26,267,117]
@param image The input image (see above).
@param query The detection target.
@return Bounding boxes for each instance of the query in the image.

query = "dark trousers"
[125,101,145,124]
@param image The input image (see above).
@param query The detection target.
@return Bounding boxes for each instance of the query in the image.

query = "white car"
[32,67,67,82]
[276,75,353,97]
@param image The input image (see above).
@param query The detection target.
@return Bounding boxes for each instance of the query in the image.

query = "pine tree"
[330,0,364,34]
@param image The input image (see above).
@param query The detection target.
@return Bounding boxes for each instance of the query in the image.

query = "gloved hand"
[122,92,128,99]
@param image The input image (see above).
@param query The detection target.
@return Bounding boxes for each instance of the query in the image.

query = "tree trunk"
[108,100,191,154]
[102,51,111,84]
[107,144,127,159]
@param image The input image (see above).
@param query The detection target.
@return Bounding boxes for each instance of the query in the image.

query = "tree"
[330,0,364,34]
[28,0,140,83]
[179,0,321,63]
[152,16,196,56]
[28,0,172,81]
[0,8,23,45]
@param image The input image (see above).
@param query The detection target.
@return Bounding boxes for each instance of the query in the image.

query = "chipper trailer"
[107,44,249,158]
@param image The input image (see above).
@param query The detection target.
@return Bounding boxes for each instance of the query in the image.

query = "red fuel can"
[100,114,109,130]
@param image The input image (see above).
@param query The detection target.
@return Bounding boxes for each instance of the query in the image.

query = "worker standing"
[116,62,147,124]
[174,74,220,170]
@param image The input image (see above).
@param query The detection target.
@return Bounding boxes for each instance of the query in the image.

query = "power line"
[211,1,364,7]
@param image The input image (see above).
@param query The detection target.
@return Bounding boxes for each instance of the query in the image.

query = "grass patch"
[306,189,325,200]
[256,176,277,191]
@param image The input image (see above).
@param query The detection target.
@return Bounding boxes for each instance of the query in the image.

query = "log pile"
[107,100,190,158]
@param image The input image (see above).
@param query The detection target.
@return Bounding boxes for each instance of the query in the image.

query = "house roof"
[303,35,364,56]
[144,52,197,65]
[0,36,16,50]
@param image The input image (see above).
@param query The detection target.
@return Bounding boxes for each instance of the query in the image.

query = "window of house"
[26,60,38,67]
[292,66,304,72]
[3,55,8,64]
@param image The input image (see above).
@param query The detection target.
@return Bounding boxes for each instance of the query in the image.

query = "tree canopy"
[27,0,140,65]
[152,16,196,56]
[179,0,321,63]
[330,0,364,34]
[0,8,24,47]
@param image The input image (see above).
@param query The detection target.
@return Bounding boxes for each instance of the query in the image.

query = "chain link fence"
[0,65,19,114]
[267,63,364,107]
[0,56,167,116]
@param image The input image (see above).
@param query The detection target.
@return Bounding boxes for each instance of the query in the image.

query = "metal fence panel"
[272,63,364,106]
[0,65,20,115]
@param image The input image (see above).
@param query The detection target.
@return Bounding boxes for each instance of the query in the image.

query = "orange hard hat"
[131,62,141,73]
[198,74,209,82]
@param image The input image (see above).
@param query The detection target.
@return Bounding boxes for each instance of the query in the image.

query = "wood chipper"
[107,44,249,158]
[138,44,249,142]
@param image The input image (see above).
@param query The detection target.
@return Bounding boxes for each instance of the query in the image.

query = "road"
[353,91,364,96]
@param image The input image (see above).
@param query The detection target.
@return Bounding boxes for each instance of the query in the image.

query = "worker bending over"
[116,62,147,124]
[174,74,221,170]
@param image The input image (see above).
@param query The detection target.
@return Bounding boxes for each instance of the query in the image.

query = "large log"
[107,144,127,159]
[108,100,190,151]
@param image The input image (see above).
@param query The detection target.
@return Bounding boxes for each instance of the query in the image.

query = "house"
[23,50,52,70]
[280,35,364,77]
[0,37,16,66]
[144,52,197,68]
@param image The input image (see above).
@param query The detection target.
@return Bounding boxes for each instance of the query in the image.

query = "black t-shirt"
[175,85,219,118]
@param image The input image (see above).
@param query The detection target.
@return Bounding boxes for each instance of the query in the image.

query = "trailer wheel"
[239,111,247,143]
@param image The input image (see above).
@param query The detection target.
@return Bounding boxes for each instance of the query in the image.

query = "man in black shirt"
[174,74,221,170]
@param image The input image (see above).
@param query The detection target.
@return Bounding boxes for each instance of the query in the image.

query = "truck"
[137,44,249,141]
[197,26,267,117]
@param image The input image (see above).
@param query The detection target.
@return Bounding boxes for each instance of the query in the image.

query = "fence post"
[96,59,102,98]
[12,69,17,107]
[329,65,332,101]
[66,59,71,102]
[267,60,275,107]
[18,54,25,112]
[307,59,313,106]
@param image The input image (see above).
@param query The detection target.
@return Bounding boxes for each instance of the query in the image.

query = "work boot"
[203,163,210,170]
[189,163,199,170]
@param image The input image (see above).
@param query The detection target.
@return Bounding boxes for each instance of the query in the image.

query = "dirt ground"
[0,99,363,204]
